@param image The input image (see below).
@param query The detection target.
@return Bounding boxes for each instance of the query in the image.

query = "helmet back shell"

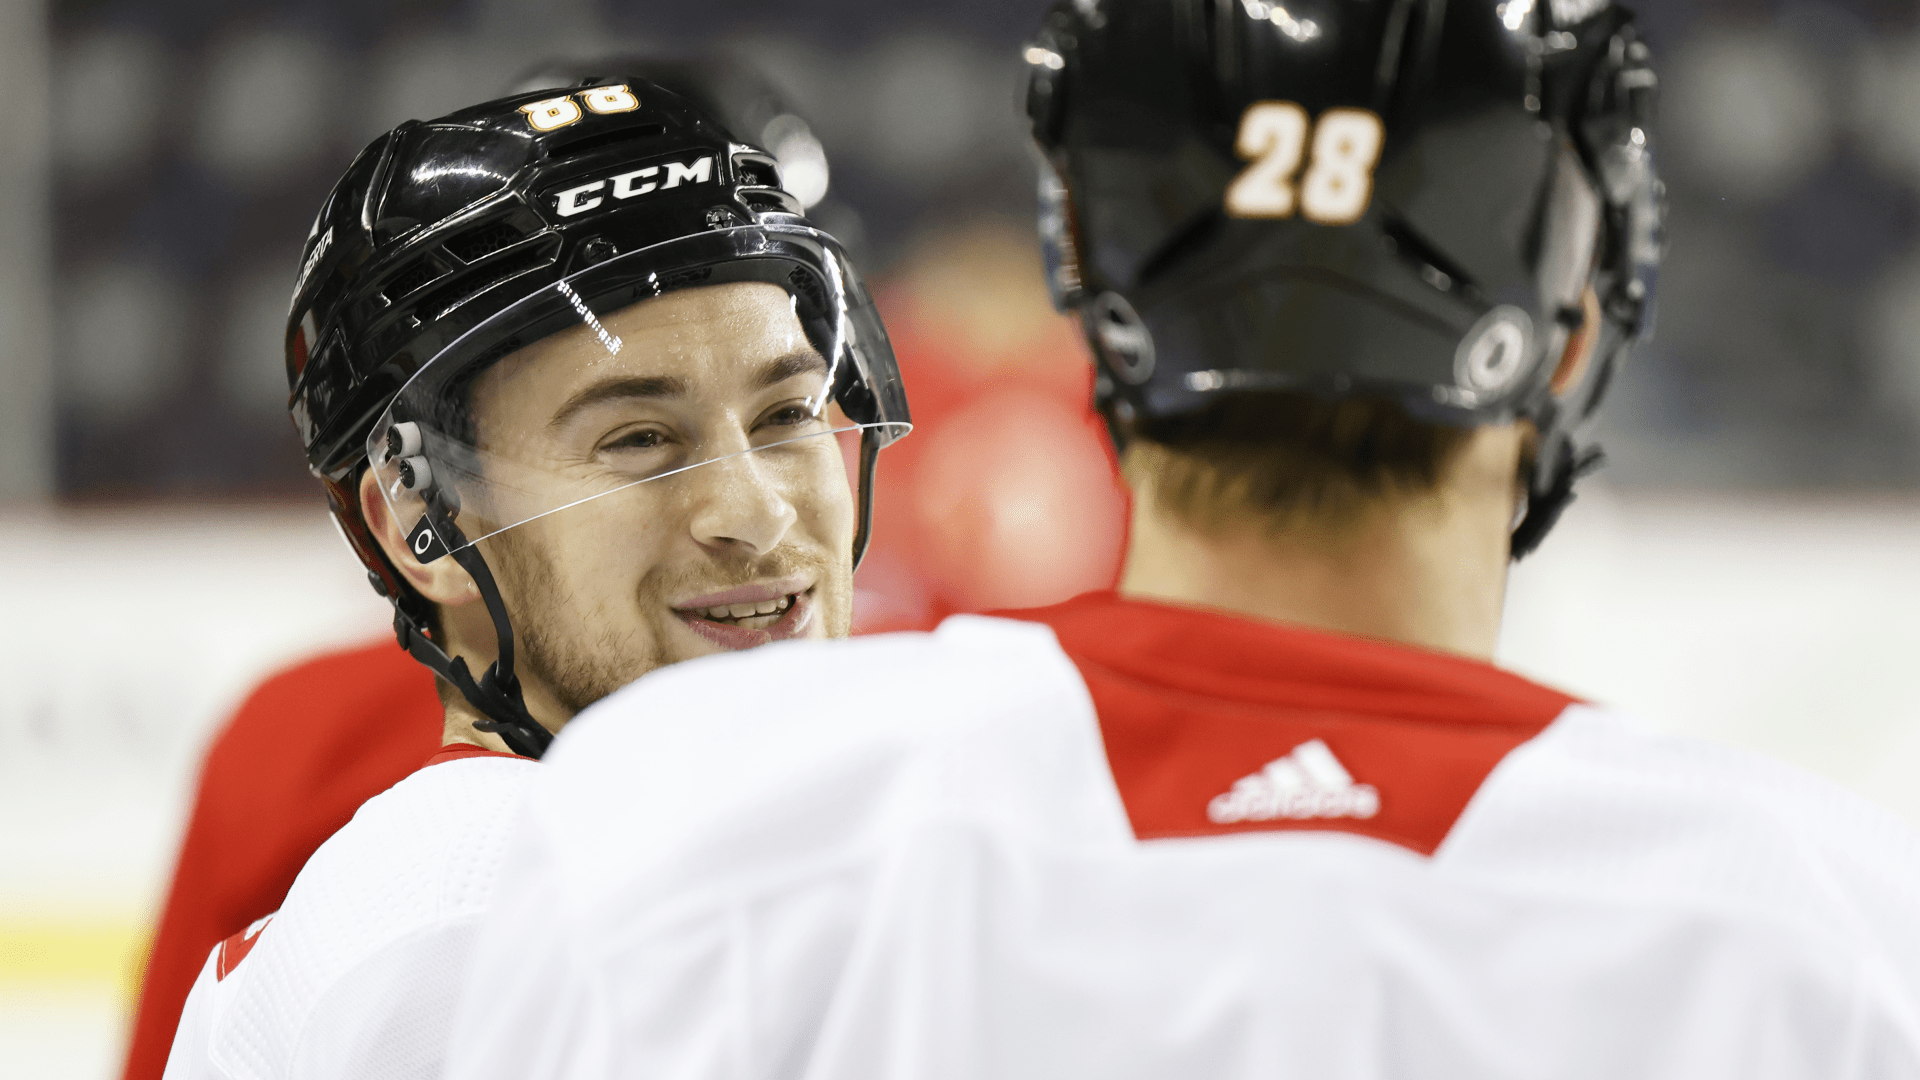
[1025,0,1662,519]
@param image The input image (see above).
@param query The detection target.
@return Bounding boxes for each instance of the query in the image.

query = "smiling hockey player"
[159,75,907,1080]
[446,2,1920,1078]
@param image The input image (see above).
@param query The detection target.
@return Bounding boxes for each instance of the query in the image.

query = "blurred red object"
[856,220,1128,630]
[120,641,443,1080]
[122,220,1127,1080]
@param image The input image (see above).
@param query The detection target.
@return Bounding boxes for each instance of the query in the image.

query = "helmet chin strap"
[1509,438,1604,560]
[849,428,881,571]
[390,496,553,760]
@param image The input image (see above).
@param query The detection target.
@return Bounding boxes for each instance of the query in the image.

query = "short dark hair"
[1121,392,1479,535]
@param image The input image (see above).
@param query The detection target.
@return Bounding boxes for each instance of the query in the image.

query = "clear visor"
[367,227,909,562]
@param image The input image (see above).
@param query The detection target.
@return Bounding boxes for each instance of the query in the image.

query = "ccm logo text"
[553,157,715,218]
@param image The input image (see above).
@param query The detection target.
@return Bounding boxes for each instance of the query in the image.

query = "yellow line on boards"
[0,922,150,1001]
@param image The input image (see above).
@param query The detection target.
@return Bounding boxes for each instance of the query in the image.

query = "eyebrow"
[546,351,830,430]
[756,350,830,389]
[548,374,688,429]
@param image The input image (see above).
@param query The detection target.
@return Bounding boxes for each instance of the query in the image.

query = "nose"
[685,449,799,558]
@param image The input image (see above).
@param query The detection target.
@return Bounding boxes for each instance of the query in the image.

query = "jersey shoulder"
[1453,705,1920,979]
[537,616,1127,910]
[195,756,536,1079]
[560,613,1089,768]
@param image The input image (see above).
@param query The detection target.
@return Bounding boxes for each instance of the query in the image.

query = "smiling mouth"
[677,592,798,631]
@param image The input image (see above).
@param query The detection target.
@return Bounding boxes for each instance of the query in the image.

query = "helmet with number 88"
[1024,0,1662,554]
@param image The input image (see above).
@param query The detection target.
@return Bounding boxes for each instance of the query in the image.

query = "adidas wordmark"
[1207,739,1381,823]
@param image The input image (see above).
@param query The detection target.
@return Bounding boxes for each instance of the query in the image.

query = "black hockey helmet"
[1025,0,1662,555]
[287,78,909,756]
[509,53,835,213]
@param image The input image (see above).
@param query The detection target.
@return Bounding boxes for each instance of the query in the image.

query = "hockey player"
[160,76,907,1079]
[123,59,868,1080]
[445,2,1920,1078]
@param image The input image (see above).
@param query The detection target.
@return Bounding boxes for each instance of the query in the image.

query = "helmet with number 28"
[286,78,910,757]
[1025,0,1662,554]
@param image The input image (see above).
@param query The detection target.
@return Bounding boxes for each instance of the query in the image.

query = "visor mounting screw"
[397,455,434,492]
[385,421,423,460]
[580,236,617,263]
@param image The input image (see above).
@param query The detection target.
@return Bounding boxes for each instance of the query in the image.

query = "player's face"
[466,281,857,715]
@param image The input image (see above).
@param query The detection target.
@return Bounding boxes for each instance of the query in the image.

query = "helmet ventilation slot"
[1380,216,1480,300]
[741,189,801,216]
[735,159,780,188]
[544,122,667,161]
[381,259,448,304]
[444,219,528,263]
[418,237,561,320]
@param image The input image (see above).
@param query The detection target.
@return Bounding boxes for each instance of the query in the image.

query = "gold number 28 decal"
[1225,102,1384,225]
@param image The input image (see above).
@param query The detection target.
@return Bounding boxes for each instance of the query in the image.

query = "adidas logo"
[1207,739,1380,824]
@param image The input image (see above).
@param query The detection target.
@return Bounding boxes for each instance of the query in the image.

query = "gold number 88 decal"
[1225,102,1384,225]
[580,85,639,114]
[519,84,640,132]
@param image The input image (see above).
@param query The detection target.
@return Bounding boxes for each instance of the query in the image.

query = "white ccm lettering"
[554,179,606,218]
[611,166,657,198]
[662,157,713,188]
[550,156,715,218]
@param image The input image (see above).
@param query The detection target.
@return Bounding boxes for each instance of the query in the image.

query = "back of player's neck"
[1117,488,1509,661]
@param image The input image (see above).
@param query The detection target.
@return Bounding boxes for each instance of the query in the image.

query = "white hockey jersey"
[164,745,534,1080]
[446,592,1920,1080]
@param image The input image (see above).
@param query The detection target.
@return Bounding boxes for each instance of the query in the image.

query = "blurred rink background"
[4,0,1920,1073]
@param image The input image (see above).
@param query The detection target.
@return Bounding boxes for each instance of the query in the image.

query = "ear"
[1549,285,1603,397]
[359,468,480,607]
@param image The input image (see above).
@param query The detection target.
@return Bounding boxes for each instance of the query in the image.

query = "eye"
[600,426,668,452]
[763,403,815,428]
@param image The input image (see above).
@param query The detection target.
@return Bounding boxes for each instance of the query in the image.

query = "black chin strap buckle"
[451,662,551,760]
[1510,441,1604,560]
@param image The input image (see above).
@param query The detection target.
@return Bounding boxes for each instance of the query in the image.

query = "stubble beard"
[485,529,852,717]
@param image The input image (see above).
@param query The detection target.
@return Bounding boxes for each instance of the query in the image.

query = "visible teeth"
[690,594,795,622]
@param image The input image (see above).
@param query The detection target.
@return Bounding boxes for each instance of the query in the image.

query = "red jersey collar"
[423,742,535,769]
[998,590,1577,732]
[995,592,1577,855]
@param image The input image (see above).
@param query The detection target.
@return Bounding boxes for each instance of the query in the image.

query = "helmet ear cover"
[1024,0,1662,559]
[322,465,417,611]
